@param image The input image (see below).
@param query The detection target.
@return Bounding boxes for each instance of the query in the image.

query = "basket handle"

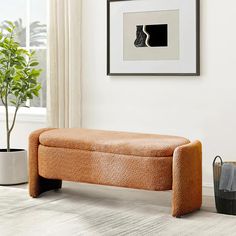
[213,155,223,166]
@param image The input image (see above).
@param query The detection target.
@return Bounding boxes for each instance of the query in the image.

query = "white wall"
[82,0,236,187]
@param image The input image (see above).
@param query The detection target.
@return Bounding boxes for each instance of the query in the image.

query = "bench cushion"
[39,128,190,157]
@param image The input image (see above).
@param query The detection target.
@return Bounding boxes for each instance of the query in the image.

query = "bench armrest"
[29,128,61,197]
[172,140,202,217]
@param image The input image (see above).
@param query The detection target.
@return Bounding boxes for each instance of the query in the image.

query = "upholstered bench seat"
[29,128,202,217]
[39,128,190,157]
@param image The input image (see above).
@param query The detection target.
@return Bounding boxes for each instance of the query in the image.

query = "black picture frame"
[107,0,200,76]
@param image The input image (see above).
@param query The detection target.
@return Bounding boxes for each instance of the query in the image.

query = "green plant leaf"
[0,20,42,150]
[30,62,39,67]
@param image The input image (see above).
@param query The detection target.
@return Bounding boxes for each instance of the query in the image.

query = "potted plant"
[0,21,42,185]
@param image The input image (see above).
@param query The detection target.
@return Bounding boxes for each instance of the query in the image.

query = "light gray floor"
[14,181,216,212]
[1,182,235,236]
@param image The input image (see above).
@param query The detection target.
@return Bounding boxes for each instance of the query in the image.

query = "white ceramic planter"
[0,149,28,185]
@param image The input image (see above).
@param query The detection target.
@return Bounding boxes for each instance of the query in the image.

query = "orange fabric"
[172,141,202,217]
[28,128,62,197]
[38,145,173,191]
[28,128,202,217]
[39,128,190,157]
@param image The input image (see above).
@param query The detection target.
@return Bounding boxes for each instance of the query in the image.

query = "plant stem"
[0,95,5,106]
[6,105,19,152]
[5,31,14,152]
[7,132,10,152]
[9,105,19,133]
[5,93,10,152]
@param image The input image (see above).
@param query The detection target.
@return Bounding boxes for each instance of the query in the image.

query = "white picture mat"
[123,10,180,61]
[109,0,197,74]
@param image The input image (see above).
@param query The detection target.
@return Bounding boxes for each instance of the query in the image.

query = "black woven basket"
[213,156,236,215]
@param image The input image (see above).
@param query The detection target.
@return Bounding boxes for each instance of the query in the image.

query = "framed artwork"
[107,0,200,76]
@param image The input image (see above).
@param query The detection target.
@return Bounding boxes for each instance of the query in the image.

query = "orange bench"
[29,128,202,217]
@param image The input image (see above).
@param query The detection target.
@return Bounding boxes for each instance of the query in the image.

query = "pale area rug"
[0,183,236,236]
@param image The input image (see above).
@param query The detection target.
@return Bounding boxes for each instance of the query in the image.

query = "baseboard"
[203,183,214,197]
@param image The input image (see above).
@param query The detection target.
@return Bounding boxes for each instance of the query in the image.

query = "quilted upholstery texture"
[29,128,202,217]
[39,128,190,157]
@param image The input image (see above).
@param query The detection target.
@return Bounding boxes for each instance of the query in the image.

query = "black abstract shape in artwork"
[134,24,168,48]
[145,24,168,47]
[134,25,147,47]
